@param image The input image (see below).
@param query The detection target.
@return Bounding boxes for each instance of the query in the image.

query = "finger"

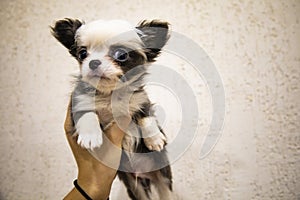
[64,98,75,135]
[104,124,126,147]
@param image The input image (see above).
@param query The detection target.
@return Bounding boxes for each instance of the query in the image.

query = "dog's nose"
[89,59,101,70]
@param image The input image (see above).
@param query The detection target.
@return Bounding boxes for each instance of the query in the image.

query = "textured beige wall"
[0,0,299,199]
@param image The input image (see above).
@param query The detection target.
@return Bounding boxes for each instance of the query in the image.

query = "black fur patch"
[136,20,170,61]
[109,44,147,74]
[51,18,83,57]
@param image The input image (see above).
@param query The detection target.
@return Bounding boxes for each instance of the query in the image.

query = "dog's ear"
[136,20,170,61]
[51,18,83,57]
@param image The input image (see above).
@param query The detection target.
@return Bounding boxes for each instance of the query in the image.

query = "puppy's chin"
[82,75,122,94]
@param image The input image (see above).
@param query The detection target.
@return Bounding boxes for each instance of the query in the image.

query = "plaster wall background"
[0,0,299,199]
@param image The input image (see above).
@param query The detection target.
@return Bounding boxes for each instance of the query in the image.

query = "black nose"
[89,60,101,70]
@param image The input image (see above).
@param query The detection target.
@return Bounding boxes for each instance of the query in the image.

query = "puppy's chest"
[95,90,148,126]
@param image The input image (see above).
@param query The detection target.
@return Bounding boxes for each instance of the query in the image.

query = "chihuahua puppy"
[51,18,172,199]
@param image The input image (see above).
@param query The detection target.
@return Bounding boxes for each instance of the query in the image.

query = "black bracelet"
[73,179,93,200]
[73,179,110,200]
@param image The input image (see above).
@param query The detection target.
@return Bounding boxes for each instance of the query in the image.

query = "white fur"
[143,132,166,151]
[73,94,95,112]
[75,20,145,94]
[75,112,103,149]
[139,117,161,137]
[139,117,166,151]
[76,20,142,47]
[80,49,123,88]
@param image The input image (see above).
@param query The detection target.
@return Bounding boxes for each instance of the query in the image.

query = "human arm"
[63,100,127,200]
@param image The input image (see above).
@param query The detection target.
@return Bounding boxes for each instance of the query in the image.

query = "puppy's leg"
[154,176,172,200]
[118,172,150,200]
[72,85,102,149]
[153,168,173,200]
[138,117,166,151]
[75,112,102,149]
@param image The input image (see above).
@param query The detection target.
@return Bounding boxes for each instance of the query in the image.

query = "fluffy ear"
[136,20,170,61]
[51,18,83,57]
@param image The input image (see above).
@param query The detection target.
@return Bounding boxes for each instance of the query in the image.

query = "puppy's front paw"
[77,129,102,149]
[75,112,103,149]
[144,132,166,151]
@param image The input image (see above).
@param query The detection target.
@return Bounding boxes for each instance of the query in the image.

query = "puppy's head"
[51,18,170,93]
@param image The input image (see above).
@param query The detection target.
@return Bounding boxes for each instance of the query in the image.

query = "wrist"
[76,177,111,200]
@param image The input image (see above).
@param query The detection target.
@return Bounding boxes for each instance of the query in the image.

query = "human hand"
[63,99,128,200]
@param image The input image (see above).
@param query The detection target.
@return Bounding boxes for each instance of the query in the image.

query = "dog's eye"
[113,48,129,62]
[78,49,88,60]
